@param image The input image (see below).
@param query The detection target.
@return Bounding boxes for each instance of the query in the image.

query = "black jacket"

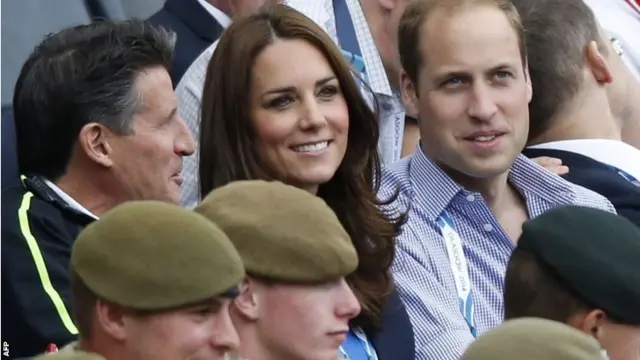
[147,0,225,86]
[523,148,640,226]
[1,176,95,359]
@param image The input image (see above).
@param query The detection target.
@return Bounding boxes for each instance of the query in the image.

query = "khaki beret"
[34,352,104,360]
[72,201,245,310]
[460,318,604,360]
[195,180,358,283]
[518,205,640,324]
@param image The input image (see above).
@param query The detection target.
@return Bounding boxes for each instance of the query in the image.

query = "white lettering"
[3,341,9,357]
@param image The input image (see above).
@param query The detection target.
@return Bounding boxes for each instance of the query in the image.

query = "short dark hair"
[199,4,403,329]
[504,248,590,322]
[510,0,606,143]
[13,20,176,180]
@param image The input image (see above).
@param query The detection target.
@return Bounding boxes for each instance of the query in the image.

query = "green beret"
[460,318,603,360]
[34,351,104,360]
[71,201,245,310]
[195,180,358,283]
[518,205,640,324]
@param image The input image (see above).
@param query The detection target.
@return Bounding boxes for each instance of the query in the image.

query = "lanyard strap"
[332,0,367,79]
[436,211,477,337]
[339,328,376,360]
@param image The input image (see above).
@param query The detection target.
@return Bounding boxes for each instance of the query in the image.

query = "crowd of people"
[2,0,640,360]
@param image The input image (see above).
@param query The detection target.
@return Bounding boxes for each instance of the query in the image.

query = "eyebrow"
[262,76,337,96]
[433,64,516,83]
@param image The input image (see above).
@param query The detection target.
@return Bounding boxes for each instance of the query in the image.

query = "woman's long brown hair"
[199,4,404,329]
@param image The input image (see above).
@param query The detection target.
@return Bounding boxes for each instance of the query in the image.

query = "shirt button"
[483,224,494,232]
[466,194,475,202]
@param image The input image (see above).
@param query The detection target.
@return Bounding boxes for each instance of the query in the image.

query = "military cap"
[460,318,603,360]
[195,180,358,283]
[34,351,104,360]
[518,205,640,324]
[71,201,245,310]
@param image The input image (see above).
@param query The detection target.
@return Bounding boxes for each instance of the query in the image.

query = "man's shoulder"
[523,155,616,212]
[1,184,56,222]
[2,184,28,208]
[563,178,617,214]
[512,155,611,211]
[1,182,81,244]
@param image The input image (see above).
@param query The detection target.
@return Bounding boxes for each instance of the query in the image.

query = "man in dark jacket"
[1,19,195,358]
[512,0,640,225]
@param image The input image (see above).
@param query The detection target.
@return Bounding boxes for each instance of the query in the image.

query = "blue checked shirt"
[378,147,616,360]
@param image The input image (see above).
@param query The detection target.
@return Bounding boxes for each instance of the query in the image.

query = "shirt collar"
[44,179,99,220]
[408,146,575,222]
[197,0,232,28]
[528,139,640,181]
[408,146,462,221]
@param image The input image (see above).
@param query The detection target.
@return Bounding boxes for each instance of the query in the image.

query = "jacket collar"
[164,0,224,42]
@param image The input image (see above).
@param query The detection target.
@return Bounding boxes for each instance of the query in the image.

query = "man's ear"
[378,0,395,12]
[523,61,533,104]
[585,40,613,85]
[95,300,128,341]
[233,278,260,321]
[570,309,607,340]
[78,123,115,168]
[400,70,420,118]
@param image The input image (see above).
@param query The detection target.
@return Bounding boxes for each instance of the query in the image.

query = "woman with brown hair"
[198,4,414,360]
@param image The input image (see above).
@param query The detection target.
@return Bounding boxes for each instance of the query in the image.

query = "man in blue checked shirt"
[377,0,616,359]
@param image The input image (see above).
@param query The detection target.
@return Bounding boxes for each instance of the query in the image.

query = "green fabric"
[196,180,358,283]
[461,318,603,360]
[518,205,640,324]
[72,201,244,310]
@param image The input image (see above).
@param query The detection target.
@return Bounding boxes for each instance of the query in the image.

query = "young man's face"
[122,298,239,360]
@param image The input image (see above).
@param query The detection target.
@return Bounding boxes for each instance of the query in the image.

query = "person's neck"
[237,328,280,360]
[440,164,515,213]
[207,0,232,17]
[621,71,640,149]
[622,119,640,149]
[54,168,119,217]
[528,88,622,145]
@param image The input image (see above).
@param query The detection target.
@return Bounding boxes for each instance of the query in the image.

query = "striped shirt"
[378,148,615,360]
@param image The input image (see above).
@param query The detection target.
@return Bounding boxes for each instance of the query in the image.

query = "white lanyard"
[436,210,477,337]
